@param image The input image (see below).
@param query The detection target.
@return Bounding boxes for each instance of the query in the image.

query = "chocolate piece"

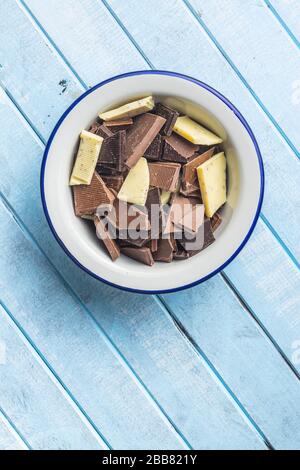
[148,162,181,192]
[121,246,154,266]
[145,187,161,239]
[101,175,124,192]
[182,147,215,186]
[98,130,126,172]
[175,204,205,235]
[105,118,133,133]
[125,113,166,168]
[108,199,150,237]
[94,216,120,261]
[153,238,174,263]
[118,234,151,248]
[179,218,215,252]
[150,238,158,253]
[211,212,222,232]
[174,248,190,260]
[144,134,163,161]
[162,133,199,163]
[94,124,114,139]
[180,183,202,198]
[73,172,115,216]
[105,118,133,127]
[155,103,179,136]
[163,194,194,234]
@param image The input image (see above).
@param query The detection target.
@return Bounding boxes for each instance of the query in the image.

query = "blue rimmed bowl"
[41,70,264,293]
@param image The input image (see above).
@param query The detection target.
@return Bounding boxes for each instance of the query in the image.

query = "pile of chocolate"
[69,96,226,266]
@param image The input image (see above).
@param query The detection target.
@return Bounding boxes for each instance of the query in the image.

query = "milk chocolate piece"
[94,216,120,261]
[182,147,215,186]
[150,238,158,253]
[163,194,193,234]
[211,212,222,232]
[105,118,133,133]
[125,113,166,168]
[180,183,202,198]
[148,162,181,192]
[153,238,174,263]
[121,246,154,266]
[108,199,150,240]
[162,133,199,163]
[101,175,124,192]
[155,103,179,136]
[98,130,126,172]
[146,187,161,239]
[73,172,115,216]
[144,134,163,161]
[179,218,215,252]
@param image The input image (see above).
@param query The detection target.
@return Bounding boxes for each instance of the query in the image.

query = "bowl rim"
[40,70,264,294]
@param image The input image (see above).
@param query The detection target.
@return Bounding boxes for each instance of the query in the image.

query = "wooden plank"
[18,0,146,86]
[0,104,266,449]
[0,305,106,450]
[2,0,300,448]
[265,0,300,44]
[184,0,300,153]
[0,411,29,450]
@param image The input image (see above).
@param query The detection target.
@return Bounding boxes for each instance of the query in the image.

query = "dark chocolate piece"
[153,238,174,263]
[144,134,163,161]
[155,103,179,136]
[182,147,215,186]
[121,246,154,266]
[73,172,115,216]
[148,162,181,192]
[162,133,199,163]
[125,113,166,168]
[174,248,190,260]
[211,212,222,232]
[94,216,120,261]
[101,175,124,192]
[178,218,215,252]
[98,130,126,172]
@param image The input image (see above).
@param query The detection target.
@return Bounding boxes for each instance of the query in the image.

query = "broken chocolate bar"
[73,172,115,216]
[211,212,222,232]
[125,113,166,168]
[182,147,215,187]
[105,118,133,132]
[162,133,199,163]
[121,246,154,266]
[97,130,126,173]
[179,218,215,253]
[155,103,179,136]
[101,175,124,193]
[144,134,163,161]
[148,162,181,192]
[94,216,120,261]
[153,238,174,263]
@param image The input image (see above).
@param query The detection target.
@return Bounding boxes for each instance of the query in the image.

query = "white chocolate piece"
[99,96,154,121]
[174,115,223,146]
[117,157,149,206]
[160,190,171,205]
[69,130,103,185]
[197,152,226,217]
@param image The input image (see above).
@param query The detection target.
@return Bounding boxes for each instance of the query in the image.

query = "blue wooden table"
[0,0,300,450]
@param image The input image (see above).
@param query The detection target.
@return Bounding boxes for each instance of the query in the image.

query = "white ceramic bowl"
[41,71,264,293]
